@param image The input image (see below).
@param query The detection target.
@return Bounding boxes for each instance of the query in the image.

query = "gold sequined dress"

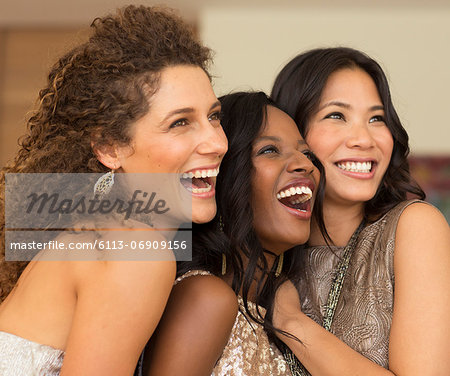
[292,200,426,369]
[175,270,292,376]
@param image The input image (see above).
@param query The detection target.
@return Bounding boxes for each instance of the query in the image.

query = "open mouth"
[336,161,374,173]
[276,185,313,212]
[180,168,219,194]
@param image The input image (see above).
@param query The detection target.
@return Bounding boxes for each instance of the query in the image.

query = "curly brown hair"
[0,5,212,301]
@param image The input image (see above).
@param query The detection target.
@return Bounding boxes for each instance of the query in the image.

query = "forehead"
[321,68,381,102]
[150,65,216,110]
[262,106,303,138]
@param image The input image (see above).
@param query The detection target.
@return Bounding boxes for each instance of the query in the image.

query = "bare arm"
[274,202,450,376]
[60,259,176,375]
[144,274,238,376]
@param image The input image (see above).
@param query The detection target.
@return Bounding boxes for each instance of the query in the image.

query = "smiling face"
[305,68,393,209]
[112,65,228,224]
[251,106,319,254]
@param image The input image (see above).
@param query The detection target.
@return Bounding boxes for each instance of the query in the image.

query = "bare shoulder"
[396,201,450,250]
[398,201,448,227]
[172,274,238,320]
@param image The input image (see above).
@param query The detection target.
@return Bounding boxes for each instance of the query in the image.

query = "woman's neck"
[309,200,365,247]
[222,250,277,303]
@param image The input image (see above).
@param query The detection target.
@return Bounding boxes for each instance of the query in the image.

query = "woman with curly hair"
[271,47,450,375]
[0,5,226,375]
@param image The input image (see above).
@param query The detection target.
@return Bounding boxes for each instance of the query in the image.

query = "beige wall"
[1,4,449,168]
[200,5,450,155]
[0,28,89,167]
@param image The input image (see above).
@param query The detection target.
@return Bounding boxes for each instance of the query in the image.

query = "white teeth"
[276,186,313,202]
[337,161,372,173]
[182,168,220,179]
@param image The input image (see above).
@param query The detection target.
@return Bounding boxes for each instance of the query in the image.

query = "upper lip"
[277,178,315,196]
[182,164,220,174]
[335,157,376,164]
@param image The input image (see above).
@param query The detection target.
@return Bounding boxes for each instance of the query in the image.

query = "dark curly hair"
[0,5,212,302]
[271,47,424,221]
[179,91,326,341]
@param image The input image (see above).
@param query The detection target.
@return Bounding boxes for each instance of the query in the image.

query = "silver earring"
[94,170,115,197]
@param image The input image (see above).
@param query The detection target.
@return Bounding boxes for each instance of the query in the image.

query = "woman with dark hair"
[271,47,450,375]
[143,92,324,375]
[0,5,227,374]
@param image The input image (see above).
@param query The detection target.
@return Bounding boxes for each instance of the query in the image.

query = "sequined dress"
[175,270,292,376]
[0,330,64,375]
[291,200,425,369]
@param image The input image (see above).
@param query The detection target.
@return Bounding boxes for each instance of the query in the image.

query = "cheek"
[375,130,394,161]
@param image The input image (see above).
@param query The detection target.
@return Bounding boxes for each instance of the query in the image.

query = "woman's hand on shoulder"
[389,202,450,375]
[144,273,238,376]
[60,255,176,375]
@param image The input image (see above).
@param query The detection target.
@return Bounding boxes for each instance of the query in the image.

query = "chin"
[192,203,217,224]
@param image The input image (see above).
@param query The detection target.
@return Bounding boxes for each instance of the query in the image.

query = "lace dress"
[0,331,64,375]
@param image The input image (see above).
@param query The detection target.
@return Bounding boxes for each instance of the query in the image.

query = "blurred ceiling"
[1,0,449,27]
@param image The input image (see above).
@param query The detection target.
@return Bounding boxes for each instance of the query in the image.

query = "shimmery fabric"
[0,331,64,375]
[176,270,292,376]
[288,200,425,370]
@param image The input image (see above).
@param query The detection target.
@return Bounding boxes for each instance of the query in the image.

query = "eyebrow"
[318,101,384,112]
[254,135,307,147]
[161,100,221,123]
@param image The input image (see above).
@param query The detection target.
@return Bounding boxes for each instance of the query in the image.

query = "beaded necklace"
[282,220,365,375]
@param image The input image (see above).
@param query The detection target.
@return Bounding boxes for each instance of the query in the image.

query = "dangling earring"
[219,215,224,232]
[218,215,226,275]
[221,253,227,275]
[94,170,115,197]
[274,252,284,277]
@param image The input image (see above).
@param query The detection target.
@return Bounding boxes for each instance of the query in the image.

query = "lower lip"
[183,184,216,199]
[279,201,312,220]
[335,164,376,179]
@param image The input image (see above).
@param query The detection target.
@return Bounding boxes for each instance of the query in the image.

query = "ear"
[91,141,121,170]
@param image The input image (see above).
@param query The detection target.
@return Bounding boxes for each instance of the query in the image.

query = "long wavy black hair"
[271,47,424,219]
[178,91,326,338]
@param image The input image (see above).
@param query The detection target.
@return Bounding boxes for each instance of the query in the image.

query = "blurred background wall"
[1,0,449,218]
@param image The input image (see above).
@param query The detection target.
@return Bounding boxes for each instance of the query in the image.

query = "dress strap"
[174,270,213,285]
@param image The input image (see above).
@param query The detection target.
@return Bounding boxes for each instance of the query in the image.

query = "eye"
[325,112,345,121]
[369,115,385,124]
[169,118,189,129]
[256,145,279,156]
[208,111,223,122]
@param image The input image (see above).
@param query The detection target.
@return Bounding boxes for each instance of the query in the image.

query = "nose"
[346,123,376,149]
[286,151,315,176]
[197,121,228,158]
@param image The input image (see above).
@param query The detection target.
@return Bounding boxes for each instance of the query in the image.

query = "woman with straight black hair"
[144,92,326,375]
[271,47,450,375]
